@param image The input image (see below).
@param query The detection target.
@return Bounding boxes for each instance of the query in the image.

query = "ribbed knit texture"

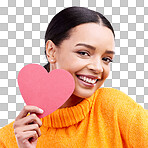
[41,93,94,128]
[0,88,148,148]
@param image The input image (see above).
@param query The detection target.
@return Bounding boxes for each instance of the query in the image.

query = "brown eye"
[102,57,113,63]
[77,51,90,56]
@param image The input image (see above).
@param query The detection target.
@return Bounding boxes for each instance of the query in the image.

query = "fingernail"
[39,108,44,113]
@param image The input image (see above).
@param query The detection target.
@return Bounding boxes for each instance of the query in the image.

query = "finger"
[15,105,43,121]
[14,124,41,138]
[14,114,42,128]
[16,131,38,143]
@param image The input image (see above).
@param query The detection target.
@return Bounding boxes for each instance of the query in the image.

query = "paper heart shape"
[18,64,75,118]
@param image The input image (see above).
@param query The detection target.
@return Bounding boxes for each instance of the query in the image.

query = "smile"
[76,75,99,85]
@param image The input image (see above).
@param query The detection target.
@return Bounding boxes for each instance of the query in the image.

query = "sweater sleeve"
[0,139,6,148]
[0,121,18,148]
[128,106,148,147]
[112,89,148,147]
[96,88,148,147]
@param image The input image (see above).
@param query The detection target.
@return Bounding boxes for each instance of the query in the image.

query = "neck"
[59,94,84,109]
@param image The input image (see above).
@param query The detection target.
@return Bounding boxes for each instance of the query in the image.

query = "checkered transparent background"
[0,0,148,128]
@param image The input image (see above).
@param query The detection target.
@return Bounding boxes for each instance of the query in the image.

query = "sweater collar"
[41,93,95,128]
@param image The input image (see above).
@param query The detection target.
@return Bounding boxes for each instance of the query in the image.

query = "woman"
[0,6,148,148]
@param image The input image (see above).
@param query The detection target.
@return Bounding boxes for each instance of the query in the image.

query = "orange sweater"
[0,88,148,148]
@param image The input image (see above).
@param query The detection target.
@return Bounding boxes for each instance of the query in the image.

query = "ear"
[46,40,56,63]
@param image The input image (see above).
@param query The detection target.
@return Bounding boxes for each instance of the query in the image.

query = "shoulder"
[0,121,17,147]
[93,87,147,126]
[94,87,138,109]
[0,121,14,137]
[93,88,148,147]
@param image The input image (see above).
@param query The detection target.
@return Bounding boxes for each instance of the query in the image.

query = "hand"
[13,106,44,148]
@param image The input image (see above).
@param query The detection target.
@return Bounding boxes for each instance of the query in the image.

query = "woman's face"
[50,23,115,98]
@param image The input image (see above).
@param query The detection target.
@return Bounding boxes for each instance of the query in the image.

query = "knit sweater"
[0,88,148,148]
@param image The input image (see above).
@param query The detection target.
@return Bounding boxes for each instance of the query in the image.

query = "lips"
[76,74,100,85]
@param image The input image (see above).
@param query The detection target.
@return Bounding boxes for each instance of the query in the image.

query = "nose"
[87,58,103,73]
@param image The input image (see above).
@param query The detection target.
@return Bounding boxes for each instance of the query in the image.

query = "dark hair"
[44,6,115,72]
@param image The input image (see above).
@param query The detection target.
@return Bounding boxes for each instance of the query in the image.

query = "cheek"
[56,52,75,67]
[56,59,80,76]
[57,55,83,71]
[103,65,110,79]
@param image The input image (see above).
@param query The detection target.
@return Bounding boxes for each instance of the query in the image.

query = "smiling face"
[46,23,115,105]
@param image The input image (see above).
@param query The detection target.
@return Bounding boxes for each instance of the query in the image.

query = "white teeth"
[86,78,89,82]
[78,76,97,84]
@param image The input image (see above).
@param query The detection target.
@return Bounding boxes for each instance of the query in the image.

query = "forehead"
[69,23,115,49]
[71,23,114,39]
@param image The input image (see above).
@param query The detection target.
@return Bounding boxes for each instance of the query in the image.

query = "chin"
[72,78,105,98]
[73,89,96,99]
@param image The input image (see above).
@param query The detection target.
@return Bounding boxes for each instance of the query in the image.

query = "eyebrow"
[75,43,115,54]
[105,50,115,55]
[75,43,96,50]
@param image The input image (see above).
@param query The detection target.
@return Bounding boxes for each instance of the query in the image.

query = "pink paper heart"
[17,64,75,118]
